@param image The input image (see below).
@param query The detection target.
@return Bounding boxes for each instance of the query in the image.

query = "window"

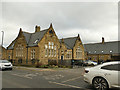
[49,42,51,45]
[94,51,96,53]
[76,46,82,59]
[52,49,54,57]
[45,45,48,57]
[48,42,55,57]
[49,30,53,34]
[49,49,51,57]
[101,50,104,53]
[89,51,91,54]
[110,50,113,54]
[52,42,54,45]
[54,46,56,57]
[100,56,104,60]
[101,64,120,71]
[16,44,24,57]
[31,49,35,59]
[66,51,72,59]
[18,59,22,64]
[93,56,97,61]
[34,39,39,44]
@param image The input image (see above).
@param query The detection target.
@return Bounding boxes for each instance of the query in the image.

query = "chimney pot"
[35,25,40,32]
[102,37,104,44]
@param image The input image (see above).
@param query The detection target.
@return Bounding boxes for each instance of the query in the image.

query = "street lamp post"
[1,31,4,60]
[1,31,4,46]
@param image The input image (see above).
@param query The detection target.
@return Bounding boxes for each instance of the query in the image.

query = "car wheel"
[92,77,109,90]
[10,68,12,70]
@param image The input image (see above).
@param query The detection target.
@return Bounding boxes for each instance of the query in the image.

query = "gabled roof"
[59,37,78,49]
[22,32,32,44]
[84,41,120,54]
[7,29,48,49]
[27,29,48,46]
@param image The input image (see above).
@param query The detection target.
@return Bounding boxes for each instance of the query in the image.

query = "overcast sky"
[0,2,118,47]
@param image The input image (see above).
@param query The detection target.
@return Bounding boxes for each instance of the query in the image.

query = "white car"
[83,60,97,66]
[83,61,120,90]
[0,60,13,70]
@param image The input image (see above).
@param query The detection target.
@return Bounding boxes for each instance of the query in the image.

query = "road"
[2,66,93,90]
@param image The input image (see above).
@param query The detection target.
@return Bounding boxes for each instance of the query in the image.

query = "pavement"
[2,66,93,89]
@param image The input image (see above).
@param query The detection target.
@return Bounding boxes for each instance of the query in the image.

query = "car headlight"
[11,64,13,66]
[1,64,4,67]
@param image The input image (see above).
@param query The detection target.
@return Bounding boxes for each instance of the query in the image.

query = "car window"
[2,60,10,63]
[101,64,120,71]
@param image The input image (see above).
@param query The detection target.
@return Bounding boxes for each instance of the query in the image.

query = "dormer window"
[110,50,113,53]
[94,51,96,53]
[102,50,104,53]
[34,39,39,44]
[89,51,91,54]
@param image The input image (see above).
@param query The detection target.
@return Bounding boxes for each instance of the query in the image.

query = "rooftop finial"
[49,23,53,28]
[20,28,22,32]
[62,38,64,43]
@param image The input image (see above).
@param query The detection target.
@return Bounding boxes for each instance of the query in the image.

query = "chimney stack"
[35,25,40,32]
[102,37,104,44]
[61,38,64,43]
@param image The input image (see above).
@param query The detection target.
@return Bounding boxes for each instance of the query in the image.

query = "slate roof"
[84,41,120,54]
[8,41,16,50]
[27,29,48,46]
[59,37,78,49]
[7,29,48,49]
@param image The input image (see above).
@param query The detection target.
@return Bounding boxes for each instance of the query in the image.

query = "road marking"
[12,74,32,79]
[61,76,81,83]
[49,81,82,88]
[3,78,31,88]
[43,74,64,80]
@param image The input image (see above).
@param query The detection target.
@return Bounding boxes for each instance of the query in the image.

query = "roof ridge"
[23,31,33,34]
[84,40,120,45]
[59,36,77,40]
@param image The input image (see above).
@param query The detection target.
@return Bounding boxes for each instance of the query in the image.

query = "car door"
[101,64,120,87]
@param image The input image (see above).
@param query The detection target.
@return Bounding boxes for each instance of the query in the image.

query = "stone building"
[84,37,120,62]
[6,24,60,65]
[0,46,6,60]
[6,24,85,65]
[3,24,120,65]
[59,34,85,61]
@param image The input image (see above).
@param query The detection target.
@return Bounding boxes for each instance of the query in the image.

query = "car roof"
[96,61,120,68]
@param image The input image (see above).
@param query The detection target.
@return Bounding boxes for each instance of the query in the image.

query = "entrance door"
[61,55,64,61]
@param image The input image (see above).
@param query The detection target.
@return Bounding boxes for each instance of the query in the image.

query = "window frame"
[101,64,120,71]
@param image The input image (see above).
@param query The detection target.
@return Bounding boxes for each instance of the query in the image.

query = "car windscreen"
[1,60,10,63]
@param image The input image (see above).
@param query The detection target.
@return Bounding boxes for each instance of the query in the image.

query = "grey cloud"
[1,2,118,47]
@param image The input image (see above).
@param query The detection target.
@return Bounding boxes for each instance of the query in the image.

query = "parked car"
[83,60,97,66]
[0,60,13,70]
[83,61,120,90]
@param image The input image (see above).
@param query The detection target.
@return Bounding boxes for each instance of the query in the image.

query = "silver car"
[0,60,13,70]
